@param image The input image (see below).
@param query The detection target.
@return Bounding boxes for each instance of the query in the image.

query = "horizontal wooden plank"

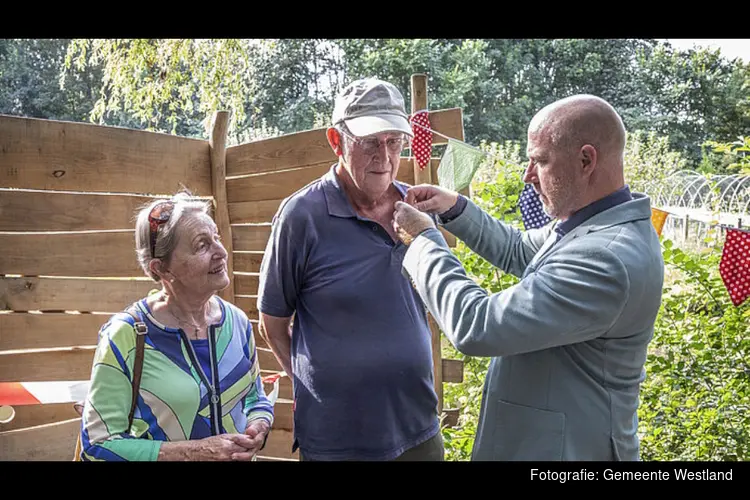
[0,189,160,232]
[231,225,272,252]
[0,231,142,277]
[234,274,260,296]
[227,162,330,204]
[442,358,463,384]
[0,402,80,432]
[0,113,212,195]
[258,428,298,460]
[226,127,336,177]
[268,401,293,431]
[0,348,95,382]
[0,277,155,314]
[233,252,264,274]
[429,108,464,144]
[256,347,282,372]
[0,418,79,461]
[228,199,283,224]
[0,312,111,351]
[234,295,259,318]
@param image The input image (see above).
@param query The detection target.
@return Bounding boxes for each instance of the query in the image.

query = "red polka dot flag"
[410,110,432,170]
[719,228,750,306]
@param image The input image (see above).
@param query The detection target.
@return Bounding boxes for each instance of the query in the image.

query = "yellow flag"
[651,207,669,237]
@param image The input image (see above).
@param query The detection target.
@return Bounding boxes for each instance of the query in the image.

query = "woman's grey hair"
[134,191,214,282]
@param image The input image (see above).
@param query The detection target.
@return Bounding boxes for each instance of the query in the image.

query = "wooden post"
[410,74,443,415]
[207,111,235,304]
[683,214,690,242]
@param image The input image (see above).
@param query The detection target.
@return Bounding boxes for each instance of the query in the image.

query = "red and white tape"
[0,381,90,406]
[0,380,90,424]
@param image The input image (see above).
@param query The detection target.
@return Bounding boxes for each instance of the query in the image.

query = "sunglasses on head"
[148,200,174,259]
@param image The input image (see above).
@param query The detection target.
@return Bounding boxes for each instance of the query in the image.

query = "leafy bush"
[639,236,750,460]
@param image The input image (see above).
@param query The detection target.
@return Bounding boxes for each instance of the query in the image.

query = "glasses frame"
[338,128,411,155]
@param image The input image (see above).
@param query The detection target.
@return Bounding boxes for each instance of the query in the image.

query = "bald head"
[529,94,626,171]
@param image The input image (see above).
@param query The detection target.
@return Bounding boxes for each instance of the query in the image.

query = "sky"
[661,39,750,62]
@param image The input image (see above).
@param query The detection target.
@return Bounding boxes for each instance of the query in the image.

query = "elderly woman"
[77,192,274,461]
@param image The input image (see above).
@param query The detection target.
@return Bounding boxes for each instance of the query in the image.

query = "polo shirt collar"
[322,163,407,219]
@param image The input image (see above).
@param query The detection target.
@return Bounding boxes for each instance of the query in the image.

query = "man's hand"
[405,184,459,214]
[393,201,436,245]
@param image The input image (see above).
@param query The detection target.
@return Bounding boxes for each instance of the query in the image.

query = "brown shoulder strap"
[124,304,147,433]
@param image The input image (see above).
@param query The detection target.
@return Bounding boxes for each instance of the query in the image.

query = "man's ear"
[326,127,344,157]
[580,144,597,178]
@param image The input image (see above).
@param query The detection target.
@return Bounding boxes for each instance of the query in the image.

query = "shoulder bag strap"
[124,303,147,434]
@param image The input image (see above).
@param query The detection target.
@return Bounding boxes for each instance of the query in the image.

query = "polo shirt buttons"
[372,225,378,231]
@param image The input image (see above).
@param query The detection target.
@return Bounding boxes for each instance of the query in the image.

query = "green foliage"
[639,236,750,460]
[624,130,687,193]
[0,39,101,122]
[63,39,268,136]
[701,136,750,176]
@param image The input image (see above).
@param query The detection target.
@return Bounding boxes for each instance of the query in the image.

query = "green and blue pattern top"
[79,295,274,461]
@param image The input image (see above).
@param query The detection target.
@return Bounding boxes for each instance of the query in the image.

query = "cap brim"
[344,114,413,138]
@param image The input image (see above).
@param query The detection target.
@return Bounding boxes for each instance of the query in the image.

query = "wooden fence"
[0,74,465,461]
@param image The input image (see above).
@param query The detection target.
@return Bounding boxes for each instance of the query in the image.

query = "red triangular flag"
[410,110,432,170]
[719,228,750,307]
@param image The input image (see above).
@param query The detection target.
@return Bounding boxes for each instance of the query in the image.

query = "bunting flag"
[651,207,669,237]
[719,228,750,307]
[410,111,432,170]
[437,138,484,192]
[519,183,553,230]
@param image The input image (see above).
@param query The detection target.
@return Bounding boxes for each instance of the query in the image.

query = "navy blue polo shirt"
[257,164,439,461]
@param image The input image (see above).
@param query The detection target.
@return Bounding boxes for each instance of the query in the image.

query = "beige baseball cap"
[332,78,413,138]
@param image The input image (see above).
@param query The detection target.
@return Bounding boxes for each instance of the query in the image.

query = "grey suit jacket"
[402,193,664,461]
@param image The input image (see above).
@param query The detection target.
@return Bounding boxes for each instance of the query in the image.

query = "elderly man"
[393,94,664,461]
[257,78,443,461]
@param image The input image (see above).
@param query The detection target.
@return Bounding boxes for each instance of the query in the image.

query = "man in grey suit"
[392,94,664,461]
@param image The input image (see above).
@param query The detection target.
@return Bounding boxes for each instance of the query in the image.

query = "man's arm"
[404,185,549,278]
[402,229,629,357]
[258,313,294,377]
[441,197,551,279]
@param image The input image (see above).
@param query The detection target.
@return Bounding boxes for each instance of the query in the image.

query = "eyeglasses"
[148,200,174,259]
[338,129,410,155]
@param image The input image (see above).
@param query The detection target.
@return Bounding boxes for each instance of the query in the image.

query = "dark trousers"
[299,431,445,461]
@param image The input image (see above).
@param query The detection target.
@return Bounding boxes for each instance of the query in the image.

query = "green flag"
[437,138,484,192]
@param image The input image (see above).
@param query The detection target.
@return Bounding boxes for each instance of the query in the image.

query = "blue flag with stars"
[519,184,552,230]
